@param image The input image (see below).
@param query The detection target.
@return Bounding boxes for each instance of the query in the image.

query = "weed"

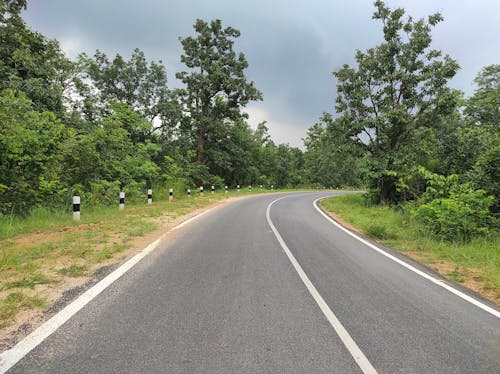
[57,264,88,277]
[2,273,51,290]
[0,292,47,328]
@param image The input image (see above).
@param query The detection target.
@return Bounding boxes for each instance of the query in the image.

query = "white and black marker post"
[225,185,228,194]
[237,184,240,192]
[200,186,204,197]
[211,185,215,194]
[260,184,263,190]
[169,188,173,201]
[271,185,274,190]
[147,189,152,204]
[73,196,80,221]
[119,191,125,210]
[249,185,252,191]
[187,188,191,197]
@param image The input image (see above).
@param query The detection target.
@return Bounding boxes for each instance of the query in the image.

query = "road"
[3,192,500,373]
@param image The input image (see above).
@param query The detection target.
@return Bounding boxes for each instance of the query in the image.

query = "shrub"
[414,189,494,241]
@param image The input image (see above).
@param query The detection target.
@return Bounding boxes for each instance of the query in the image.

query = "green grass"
[1,273,52,291]
[0,292,47,329]
[57,264,88,277]
[320,194,500,299]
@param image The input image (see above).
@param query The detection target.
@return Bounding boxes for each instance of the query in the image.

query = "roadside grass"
[320,194,499,302]
[0,188,298,330]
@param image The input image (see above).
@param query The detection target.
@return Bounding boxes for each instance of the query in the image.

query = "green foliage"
[0,4,72,114]
[465,64,499,126]
[0,90,66,214]
[177,19,262,168]
[414,189,494,241]
[304,114,366,188]
[333,1,459,203]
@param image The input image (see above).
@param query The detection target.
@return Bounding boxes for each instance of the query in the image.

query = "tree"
[0,89,66,214]
[304,114,365,188]
[0,1,72,114]
[72,49,177,131]
[465,64,499,126]
[176,19,262,169]
[333,0,459,202]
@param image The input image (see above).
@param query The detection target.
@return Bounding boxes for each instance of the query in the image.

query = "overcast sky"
[23,1,500,148]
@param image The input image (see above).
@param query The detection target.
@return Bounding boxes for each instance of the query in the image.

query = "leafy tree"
[465,64,499,126]
[334,0,459,202]
[0,1,72,114]
[304,114,365,188]
[72,49,178,134]
[176,19,262,169]
[0,0,26,21]
[62,102,160,192]
[0,90,66,214]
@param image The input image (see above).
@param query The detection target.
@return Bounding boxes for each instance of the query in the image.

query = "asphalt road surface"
[3,192,500,373]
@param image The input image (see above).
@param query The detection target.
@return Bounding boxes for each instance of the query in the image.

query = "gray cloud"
[23,0,500,147]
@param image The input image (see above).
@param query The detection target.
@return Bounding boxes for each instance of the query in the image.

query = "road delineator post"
[119,191,125,210]
[147,189,152,204]
[169,188,173,201]
[200,186,204,197]
[73,196,80,221]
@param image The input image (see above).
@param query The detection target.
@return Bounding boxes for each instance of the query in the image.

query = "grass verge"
[320,194,499,303]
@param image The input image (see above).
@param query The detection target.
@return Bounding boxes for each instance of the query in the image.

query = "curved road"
[3,192,500,373]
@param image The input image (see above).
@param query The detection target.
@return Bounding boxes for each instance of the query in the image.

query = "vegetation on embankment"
[320,194,499,303]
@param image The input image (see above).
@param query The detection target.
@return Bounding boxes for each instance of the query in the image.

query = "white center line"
[266,195,377,374]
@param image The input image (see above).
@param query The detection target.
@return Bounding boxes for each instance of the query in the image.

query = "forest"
[0,0,498,241]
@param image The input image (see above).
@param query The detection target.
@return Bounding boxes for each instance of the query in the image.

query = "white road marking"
[266,196,378,374]
[0,207,217,373]
[313,197,500,319]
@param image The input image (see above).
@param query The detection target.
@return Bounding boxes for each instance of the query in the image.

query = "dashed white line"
[266,195,378,374]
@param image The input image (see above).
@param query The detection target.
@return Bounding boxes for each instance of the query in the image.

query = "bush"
[414,189,494,241]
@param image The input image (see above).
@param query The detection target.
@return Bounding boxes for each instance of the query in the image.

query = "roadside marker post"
[260,184,263,191]
[211,185,215,194]
[187,188,191,197]
[73,196,80,221]
[147,189,152,204]
[119,192,125,210]
[237,184,240,192]
[249,185,252,192]
[271,185,274,190]
[200,186,204,197]
[169,188,173,201]
[225,185,228,194]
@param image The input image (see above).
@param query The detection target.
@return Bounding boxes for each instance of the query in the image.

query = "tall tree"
[176,19,262,167]
[465,64,499,127]
[0,0,72,114]
[72,49,177,132]
[333,0,459,202]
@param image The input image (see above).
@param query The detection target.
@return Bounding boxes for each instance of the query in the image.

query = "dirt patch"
[404,250,498,304]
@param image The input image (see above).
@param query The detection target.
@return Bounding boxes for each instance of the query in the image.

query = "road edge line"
[313,197,500,319]
[266,196,377,374]
[0,205,217,373]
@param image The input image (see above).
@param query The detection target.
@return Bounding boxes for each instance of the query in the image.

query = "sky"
[23,1,500,148]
